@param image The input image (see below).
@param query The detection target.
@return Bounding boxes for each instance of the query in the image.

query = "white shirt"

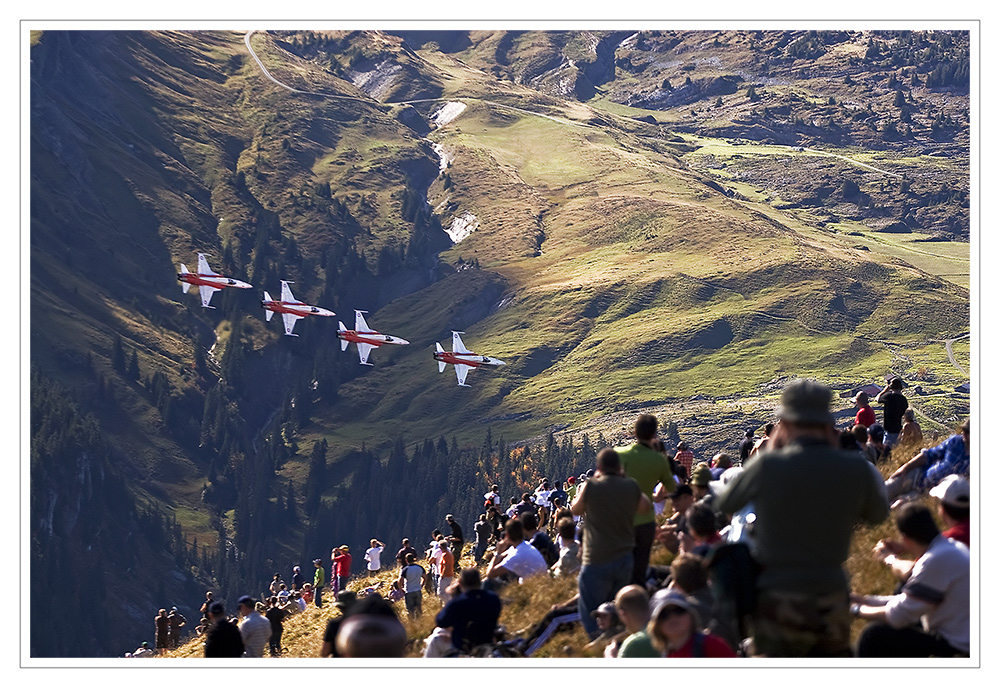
[365,546,383,571]
[875,535,970,653]
[497,541,548,582]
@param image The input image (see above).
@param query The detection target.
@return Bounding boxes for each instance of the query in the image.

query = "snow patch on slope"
[446,212,479,244]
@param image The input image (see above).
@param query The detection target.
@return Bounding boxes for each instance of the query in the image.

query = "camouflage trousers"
[750,588,852,658]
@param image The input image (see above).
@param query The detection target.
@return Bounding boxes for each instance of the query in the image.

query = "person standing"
[616,414,676,586]
[473,513,493,564]
[738,429,756,464]
[395,538,416,569]
[264,596,288,657]
[716,378,889,657]
[398,552,428,619]
[236,596,271,658]
[445,514,465,564]
[154,608,169,652]
[875,377,908,448]
[571,448,650,639]
[291,565,304,592]
[365,539,384,573]
[333,546,352,600]
[313,558,325,608]
[167,607,186,649]
[852,390,877,428]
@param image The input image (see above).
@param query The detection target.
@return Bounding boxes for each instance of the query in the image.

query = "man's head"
[614,584,651,633]
[207,601,226,620]
[504,519,525,544]
[405,552,416,565]
[868,424,885,444]
[521,492,532,503]
[745,428,755,438]
[519,511,539,533]
[237,596,255,616]
[690,463,712,490]
[929,475,970,523]
[852,424,868,444]
[903,408,915,423]
[334,595,406,658]
[491,484,499,492]
[778,378,835,426]
[446,514,455,524]
[669,552,708,594]
[894,503,941,549]
[557,517,576,542]
[889,376,903,391]
[591,601,619,631]
[314,558,322,568]
[852,390,870,408]
[712,453,733,469]
[458,567,482,591]
[634,413,659,441]
[685,502,719,541]
[596,447,622,476]
[668,484,694,514]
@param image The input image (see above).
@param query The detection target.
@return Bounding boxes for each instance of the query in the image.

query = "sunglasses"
[657,606,690,620]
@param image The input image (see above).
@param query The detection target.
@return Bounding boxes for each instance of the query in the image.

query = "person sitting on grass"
[647,590,737,658]
[886,418,969,504]
[483,519,547,592]
[850,503,969,658]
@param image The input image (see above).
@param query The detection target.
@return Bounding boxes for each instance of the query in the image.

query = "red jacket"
[333,552,352,577]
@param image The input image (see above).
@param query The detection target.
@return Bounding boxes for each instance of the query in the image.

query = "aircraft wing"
[198,253,218,276]
[280,281,297,303]
[452,331,471,354]
[199,284,220,308]
[455,363,472,386]
[282,312,302,336]
[357,342,375,365]
[355,310,371,332]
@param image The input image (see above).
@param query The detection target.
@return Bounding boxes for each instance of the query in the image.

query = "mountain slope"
[28,28,969,657]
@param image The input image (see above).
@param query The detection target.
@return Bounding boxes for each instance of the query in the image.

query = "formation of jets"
[177,254,505,385]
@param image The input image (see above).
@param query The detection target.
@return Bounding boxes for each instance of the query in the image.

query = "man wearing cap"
[852,390,877,428]
[615,414,677,587]
[933,475,970,547]
[716,378,889,657]
[851,503,969,657]
[875,377,909,448]
[571,448,650,639]
[237,596,271,658]
[886,419,970,503]
[313,558,325,608]
[333,546,352,600]
[204,601,244,657]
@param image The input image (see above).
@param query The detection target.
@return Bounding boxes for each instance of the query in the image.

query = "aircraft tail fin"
[263,291,274,321]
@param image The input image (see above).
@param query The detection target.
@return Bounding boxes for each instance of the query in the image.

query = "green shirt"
[314,566,325,588]
[617,443,677,526]
[619,629,659,658]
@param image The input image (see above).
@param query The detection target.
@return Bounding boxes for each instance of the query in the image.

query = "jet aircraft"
[434,331,506,386]
[177,253,252,308]
[337,310,410,365]
[261,281,335,336]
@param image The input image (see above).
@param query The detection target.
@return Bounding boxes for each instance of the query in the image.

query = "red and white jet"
[337,310,410,365]
[261,281,335,336]
[434,331,506,387]
[177,253,252,308]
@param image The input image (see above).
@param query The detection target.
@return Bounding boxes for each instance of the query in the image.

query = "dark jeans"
[631,521,656,586]
[269,629,283,656]
[857,622,964,657]
[314,585,323,607]
[404,591,422,618]
[578,552,632,639]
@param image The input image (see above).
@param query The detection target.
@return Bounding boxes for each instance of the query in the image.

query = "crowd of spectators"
[133,376,970,661]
